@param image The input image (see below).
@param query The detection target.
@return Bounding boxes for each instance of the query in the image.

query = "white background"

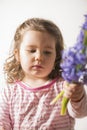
[0,0,87,129]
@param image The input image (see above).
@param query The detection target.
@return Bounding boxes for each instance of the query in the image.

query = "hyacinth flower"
[51,15,87,115]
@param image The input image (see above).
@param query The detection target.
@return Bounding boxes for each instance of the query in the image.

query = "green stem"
[50,90,64,105]
[61,97,69,115]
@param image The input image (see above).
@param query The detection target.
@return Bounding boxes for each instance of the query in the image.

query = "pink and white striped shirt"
[0,78,86,130]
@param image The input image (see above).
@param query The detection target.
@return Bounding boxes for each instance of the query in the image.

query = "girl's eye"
[27,49,36,53]
[44,51,52,55]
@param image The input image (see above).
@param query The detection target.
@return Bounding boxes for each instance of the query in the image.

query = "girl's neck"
[22,77,51,88]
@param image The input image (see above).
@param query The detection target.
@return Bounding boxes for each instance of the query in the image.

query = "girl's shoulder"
[55,77,64,90]
[1,81,17,97]
[0,81,16,104]
[56,77,64,85]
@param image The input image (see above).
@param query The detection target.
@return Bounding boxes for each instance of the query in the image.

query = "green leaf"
[76,64,82,71]
[84,30,87,46]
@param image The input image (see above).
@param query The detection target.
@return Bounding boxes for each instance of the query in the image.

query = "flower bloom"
[51,15,87,115]
[60,14,87,85]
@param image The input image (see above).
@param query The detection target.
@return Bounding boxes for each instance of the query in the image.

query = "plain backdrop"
[0,0,87,130]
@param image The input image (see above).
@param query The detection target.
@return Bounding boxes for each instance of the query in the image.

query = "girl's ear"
[14,49,20,62]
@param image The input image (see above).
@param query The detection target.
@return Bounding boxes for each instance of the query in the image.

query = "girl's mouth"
[32,65,43,69]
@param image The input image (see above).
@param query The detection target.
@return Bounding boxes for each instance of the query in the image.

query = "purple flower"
[51,15,87,116]
[60,15,87,85]
[82,15,87,29]
[76,30,84,44]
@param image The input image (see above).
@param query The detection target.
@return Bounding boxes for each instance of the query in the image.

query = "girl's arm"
[0,85,12,130]
[68,90,87,118]
[63,82,87,118]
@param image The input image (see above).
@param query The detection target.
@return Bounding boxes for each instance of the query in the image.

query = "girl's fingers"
[0,127,5,130]
[63,81,77,98]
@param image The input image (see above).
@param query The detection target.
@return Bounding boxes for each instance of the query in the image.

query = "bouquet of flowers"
[51,15,87,115]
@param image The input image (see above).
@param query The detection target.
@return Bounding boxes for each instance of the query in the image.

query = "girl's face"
[16,30,56,81]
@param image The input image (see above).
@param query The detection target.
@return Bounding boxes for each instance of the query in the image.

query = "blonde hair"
[4,18,64,83]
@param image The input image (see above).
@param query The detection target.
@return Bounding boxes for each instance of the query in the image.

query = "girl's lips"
[32,65,43,69]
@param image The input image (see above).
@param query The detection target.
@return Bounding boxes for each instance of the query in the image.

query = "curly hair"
[4,18,64,83]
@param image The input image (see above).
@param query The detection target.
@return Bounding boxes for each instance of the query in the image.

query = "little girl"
[0,18,87,130]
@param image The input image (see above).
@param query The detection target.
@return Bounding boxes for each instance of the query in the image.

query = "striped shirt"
[0,78,86,130]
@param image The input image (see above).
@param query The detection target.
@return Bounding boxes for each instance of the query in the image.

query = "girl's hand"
[51,81,85,115]
[0,127,5,130]
[63,81,85,102]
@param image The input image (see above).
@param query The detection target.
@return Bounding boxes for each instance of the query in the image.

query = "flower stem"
[50,90,64,105]
[61,97,69,115]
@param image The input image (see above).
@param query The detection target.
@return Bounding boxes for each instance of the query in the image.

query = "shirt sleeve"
[67,86,87,118]
[0,84,12,130]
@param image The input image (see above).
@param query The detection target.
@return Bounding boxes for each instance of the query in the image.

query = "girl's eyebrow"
[26,45,37,48]
[26,45,54,49]
[44,46,54,49]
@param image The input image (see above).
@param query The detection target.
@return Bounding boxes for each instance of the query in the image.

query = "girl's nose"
[35,51,43,61]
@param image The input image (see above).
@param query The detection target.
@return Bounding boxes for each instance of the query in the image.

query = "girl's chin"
[30,73,48,79]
